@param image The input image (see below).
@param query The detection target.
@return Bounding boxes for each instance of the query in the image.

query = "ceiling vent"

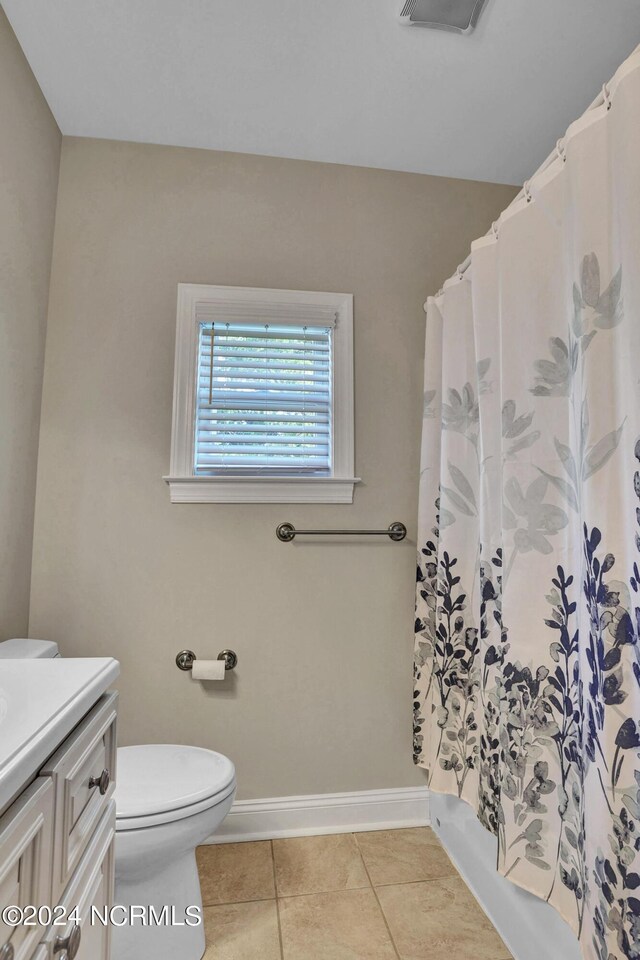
[399,0,488,33]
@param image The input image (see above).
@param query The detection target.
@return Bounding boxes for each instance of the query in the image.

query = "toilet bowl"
[0,639,236,960]
[114,744,236,960]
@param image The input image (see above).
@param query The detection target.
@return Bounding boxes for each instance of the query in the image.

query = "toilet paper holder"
[176,649,238,672]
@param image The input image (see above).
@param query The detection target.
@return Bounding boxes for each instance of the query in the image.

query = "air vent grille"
[400,0,418,16]
[399,0,487,33]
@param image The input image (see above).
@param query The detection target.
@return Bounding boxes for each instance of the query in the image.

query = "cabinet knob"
[88,768,110,795]
[0,942,15,960]
[54,922,81,959]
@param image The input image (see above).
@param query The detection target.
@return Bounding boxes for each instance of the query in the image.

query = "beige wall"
[30,138,515,798]
[0,7,60,638]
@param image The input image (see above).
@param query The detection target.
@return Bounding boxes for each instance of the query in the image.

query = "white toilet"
[0,638,236,960]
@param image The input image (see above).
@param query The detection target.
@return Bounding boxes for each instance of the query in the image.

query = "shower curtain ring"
[555,138,566,163]
[602,82,612,111]
[523,180,533,204]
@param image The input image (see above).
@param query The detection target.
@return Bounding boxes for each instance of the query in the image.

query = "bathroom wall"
[30,137,516,799]
[0,8,61,639]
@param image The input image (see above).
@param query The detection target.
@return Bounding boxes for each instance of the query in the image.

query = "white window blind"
[195,322,333,475]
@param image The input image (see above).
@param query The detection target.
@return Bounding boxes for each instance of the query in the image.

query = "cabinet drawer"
[41,693,117,902]
[41,803,115,960]
[0,778,54,960]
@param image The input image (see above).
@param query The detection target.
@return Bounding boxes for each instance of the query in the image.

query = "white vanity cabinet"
[0,660,119,960]
[41,693,118,906]
[41,804,115,960]
[0,780,54,960]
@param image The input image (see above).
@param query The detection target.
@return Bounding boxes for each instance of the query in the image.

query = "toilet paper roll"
[191,659,226,681]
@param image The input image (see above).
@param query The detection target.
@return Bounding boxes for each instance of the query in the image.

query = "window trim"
[164,284,360,503]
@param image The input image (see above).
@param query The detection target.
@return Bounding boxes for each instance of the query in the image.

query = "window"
[165,285,358,503]
[194,322,333,476]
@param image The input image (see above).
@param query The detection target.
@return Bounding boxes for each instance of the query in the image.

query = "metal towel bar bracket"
[276,521,407,542]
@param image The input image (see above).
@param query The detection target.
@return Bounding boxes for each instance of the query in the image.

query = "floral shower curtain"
[414,46,640,960]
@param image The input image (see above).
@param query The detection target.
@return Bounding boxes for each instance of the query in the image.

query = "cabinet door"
[0,779,54,960]
[41,693,117,903]
[44,803,115,960]
[28,948,48,960]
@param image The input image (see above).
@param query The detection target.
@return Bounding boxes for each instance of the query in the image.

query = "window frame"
[165,284,359,503]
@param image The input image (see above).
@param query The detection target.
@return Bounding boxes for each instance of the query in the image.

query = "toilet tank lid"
[0,638,60,658]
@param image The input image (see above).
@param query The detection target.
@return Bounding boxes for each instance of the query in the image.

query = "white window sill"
[163,476,361,504]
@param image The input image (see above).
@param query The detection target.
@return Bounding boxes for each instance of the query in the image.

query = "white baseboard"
[203,786,430,844]
[430,792,582,960]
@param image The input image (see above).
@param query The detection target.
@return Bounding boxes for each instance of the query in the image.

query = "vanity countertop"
[0,657,120,812]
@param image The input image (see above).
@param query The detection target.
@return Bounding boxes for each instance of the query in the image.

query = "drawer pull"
[54,922,81,959]
[0,942,15,960]
[88,768,110,795]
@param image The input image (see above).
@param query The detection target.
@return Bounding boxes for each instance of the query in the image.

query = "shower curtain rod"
[439,84,610,290]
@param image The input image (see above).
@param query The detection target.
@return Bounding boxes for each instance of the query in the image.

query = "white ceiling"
[4,0,640,185]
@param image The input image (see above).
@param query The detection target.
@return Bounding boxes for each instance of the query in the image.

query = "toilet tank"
[0,638,60,658]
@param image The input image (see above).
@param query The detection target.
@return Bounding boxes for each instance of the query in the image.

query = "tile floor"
[196,827,512,960]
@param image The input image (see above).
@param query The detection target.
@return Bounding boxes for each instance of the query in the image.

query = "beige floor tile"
[356,827,456,886]
[279,888,397,960]
[273,834,370,896]
[202,900,282,960]
[377,876,511,960]
[196,841,276,905]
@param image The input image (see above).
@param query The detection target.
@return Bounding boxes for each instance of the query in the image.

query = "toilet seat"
[115,744,236,831]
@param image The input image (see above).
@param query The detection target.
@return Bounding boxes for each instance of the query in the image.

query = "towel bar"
[276,522,407,542]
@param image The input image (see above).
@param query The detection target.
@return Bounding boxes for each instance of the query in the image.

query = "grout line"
[201,895,277,907]
[371,872,458,889]
[271,840,285,960]
[273,884,371,902]
[271,837,281,898]
[353,832,402,960]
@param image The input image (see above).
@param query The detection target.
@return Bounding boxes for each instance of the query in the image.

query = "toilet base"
[111,765,235,960]
[112,850,205,960]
